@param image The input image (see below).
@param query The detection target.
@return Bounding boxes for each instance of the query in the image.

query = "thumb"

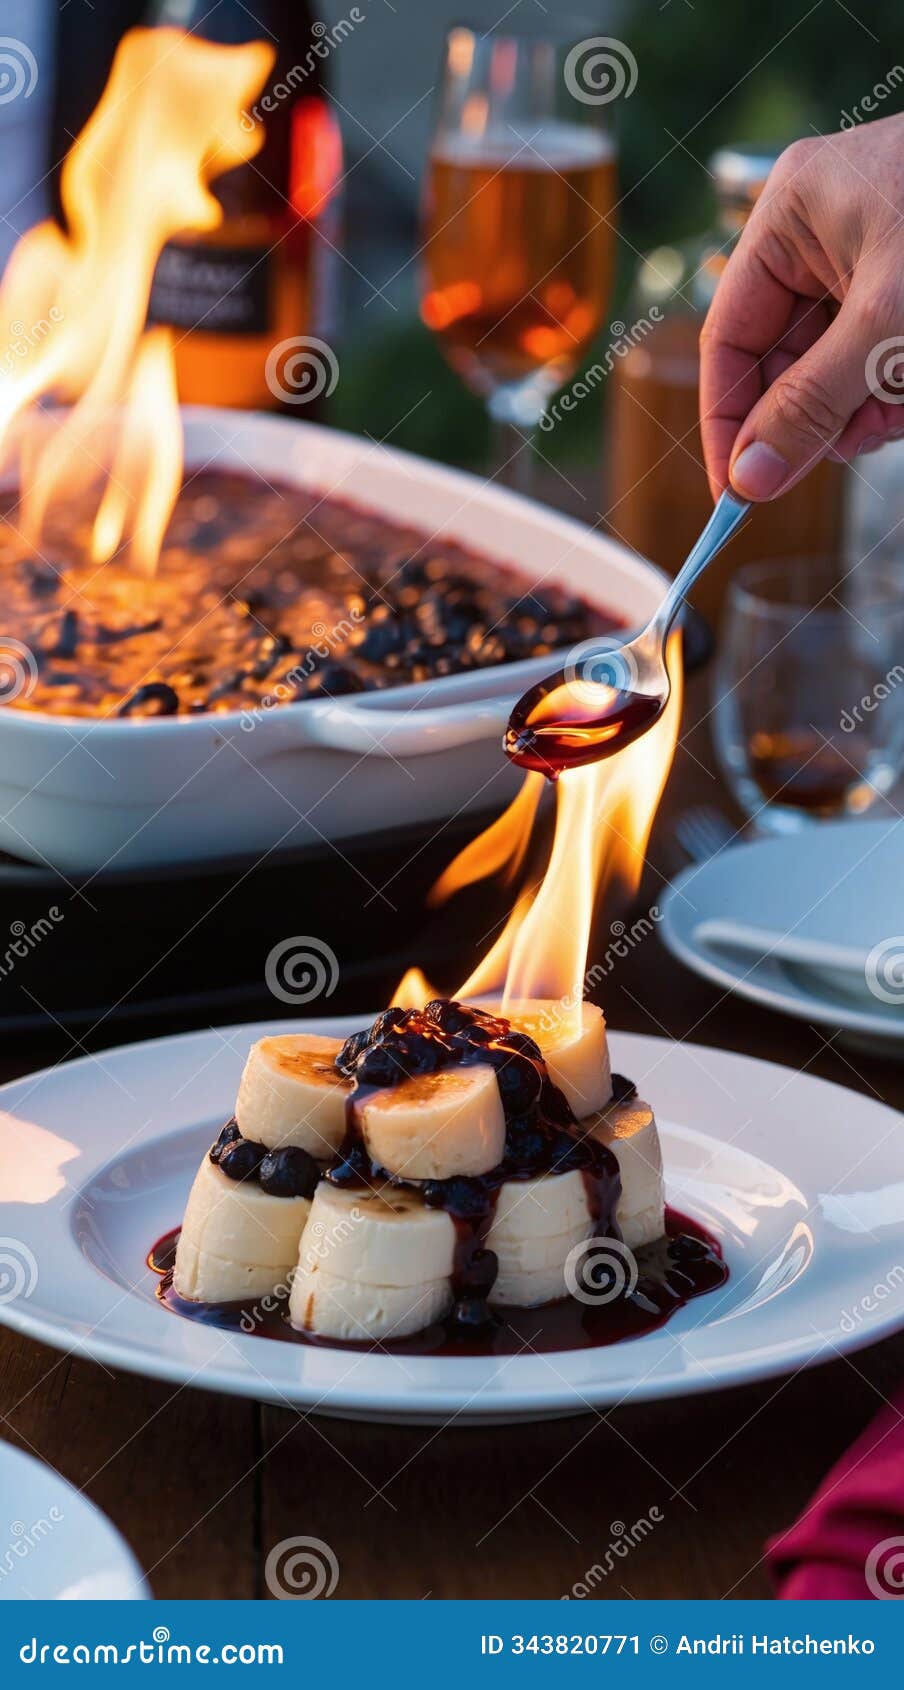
[728,292,889,501]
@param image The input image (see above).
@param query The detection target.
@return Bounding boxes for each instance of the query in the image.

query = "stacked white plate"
[661,818,904,1052]
[0,1442,147,1599]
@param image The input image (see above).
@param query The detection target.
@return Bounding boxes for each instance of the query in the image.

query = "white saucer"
[0,1441,148,1599]
[0,1018,902,1424]
[661,818,904,1052]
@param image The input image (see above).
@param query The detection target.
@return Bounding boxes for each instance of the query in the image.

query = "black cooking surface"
[0,810,518,1053]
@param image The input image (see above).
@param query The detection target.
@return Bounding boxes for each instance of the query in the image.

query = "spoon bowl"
[505,491,750,776]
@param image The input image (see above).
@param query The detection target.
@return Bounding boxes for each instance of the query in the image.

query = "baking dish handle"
[301,694,511,757]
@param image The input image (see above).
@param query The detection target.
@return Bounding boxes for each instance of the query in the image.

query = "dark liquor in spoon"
[505,669,664,778]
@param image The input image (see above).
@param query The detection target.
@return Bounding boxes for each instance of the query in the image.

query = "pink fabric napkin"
[768,1390,904,1599]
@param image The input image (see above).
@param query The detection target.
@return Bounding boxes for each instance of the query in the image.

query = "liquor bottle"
[607,146,847,627]
[147,0,343,410]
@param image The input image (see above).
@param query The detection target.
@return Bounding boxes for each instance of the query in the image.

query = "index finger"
[699,225,801,498]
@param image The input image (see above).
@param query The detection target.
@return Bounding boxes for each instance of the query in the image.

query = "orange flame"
[0,26,274,574]
[395,636,682,1027]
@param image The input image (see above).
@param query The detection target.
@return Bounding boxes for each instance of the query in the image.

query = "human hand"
[700,114,904,501]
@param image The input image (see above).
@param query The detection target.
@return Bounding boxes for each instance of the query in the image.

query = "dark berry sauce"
[148,1208,727,1355]
[505,674,664,779]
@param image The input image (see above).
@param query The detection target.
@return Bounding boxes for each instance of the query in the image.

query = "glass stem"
[489,412,535,495]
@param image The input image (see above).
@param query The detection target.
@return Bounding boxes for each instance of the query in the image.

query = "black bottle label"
[148,241,271,335]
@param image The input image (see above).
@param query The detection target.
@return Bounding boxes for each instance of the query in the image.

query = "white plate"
[661,818,904,1052]
[0,1019,901,1425]
[0,1441,148,1599]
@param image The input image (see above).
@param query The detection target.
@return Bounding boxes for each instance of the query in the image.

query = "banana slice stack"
[173,1002,667,1345]
[288,1182,456,1341]
[174,1031,350,1309]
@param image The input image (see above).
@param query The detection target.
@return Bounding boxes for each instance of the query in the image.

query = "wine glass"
[713,558,904,833]
[419,19,620,490]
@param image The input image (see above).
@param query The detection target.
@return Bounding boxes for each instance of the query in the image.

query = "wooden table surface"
[1,569,902,1603]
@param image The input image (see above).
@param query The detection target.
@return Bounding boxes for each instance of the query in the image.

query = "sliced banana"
[488,1170,593,1305]
[492,1256,574,1307]
[173,1154,312,1304]
[235,1034,350,1161]
[289,1262,452,1343]
[589,1095,664,1248]
[480,998,612,1119]
[359,1063,506,1180]
[297,1180,456,1285]
[289,1181,456,1340]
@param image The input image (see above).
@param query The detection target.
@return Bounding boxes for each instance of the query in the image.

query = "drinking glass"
[419,19,619,489]
[713,558,904,833]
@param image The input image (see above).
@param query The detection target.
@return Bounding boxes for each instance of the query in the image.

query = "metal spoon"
[505,490,751,775]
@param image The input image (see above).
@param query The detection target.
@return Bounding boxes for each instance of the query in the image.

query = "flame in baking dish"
[398,634,682,1031]
[0,26,273,575]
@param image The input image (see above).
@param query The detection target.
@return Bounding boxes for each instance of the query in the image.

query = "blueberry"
[449,1296,496,1333]
[117,681,179,717]
[356,612,405,663]
[369,1007,405,1043]
[357,1043,406,1088]
[422,1176,491,1221]
[305,663,368,697]
[326,1143,369,1187]
[335,1028,370,1075]
[219,1138,265,1182]
[494,1054,542,1113]
[390,1032,444,1076]
[209,1119,241,1164]
[504,1120,548,1168]
[425,999,473,1034]
[259,1146,320,1199]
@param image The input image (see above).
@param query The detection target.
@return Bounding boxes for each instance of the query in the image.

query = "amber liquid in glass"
[747,729,870,816]
[607,314,847,621]
[421,129,617,396]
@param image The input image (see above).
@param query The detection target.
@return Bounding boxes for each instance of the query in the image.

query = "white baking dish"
[0,409,667,876]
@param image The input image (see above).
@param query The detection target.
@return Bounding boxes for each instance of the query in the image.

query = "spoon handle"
[654,490,751,639]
